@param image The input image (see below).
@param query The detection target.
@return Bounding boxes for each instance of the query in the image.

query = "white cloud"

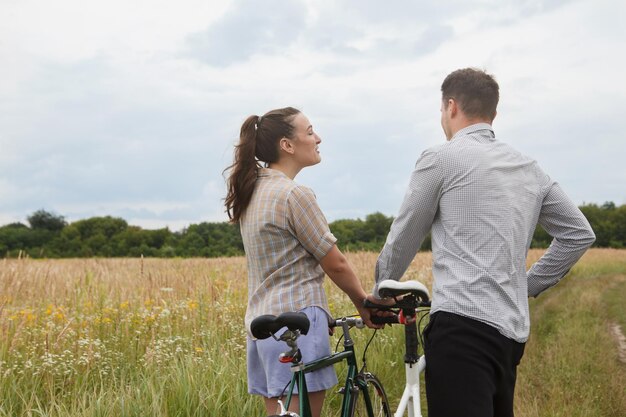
[1,0,625,230]
[186,0,308,67]
[0,0,231,61]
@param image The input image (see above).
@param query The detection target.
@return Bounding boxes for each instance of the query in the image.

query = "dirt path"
[609,322,626,364]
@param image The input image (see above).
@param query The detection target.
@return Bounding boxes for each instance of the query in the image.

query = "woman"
[224,107,375,417]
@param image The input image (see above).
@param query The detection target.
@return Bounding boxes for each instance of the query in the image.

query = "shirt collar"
[450,123,495,141]
[258,167,290,179]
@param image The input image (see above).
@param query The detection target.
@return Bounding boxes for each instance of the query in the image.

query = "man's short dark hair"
[441,68,499,120]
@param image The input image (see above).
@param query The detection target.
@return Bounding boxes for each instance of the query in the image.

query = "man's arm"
[527,182,596,297]
[373,150,443,298]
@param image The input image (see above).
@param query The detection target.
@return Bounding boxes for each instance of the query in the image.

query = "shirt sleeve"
[527,181,596,297]
[286,185,337,261]
[373,149,443,297]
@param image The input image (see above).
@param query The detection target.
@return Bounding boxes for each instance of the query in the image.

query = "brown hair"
[441,68,499,120]
[224,107,301,222]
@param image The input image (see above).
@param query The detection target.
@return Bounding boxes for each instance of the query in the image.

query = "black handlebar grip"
[371,315,399,325]
[363,299,395,310]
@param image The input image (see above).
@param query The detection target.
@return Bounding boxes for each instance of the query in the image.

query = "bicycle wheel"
[348,372,392,417]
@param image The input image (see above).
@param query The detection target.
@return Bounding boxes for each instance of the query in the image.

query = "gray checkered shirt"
[241,168,337,334]
[374,123,595,342]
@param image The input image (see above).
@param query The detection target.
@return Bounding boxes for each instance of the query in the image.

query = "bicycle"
[364,280,431,417]
[250,312,392,417]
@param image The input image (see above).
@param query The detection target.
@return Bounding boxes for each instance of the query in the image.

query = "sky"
[1,0,625,231]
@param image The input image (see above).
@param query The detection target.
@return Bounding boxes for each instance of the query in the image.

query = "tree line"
[1,203,624,258]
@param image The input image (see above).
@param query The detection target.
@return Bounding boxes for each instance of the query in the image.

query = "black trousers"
[423,312,526,417]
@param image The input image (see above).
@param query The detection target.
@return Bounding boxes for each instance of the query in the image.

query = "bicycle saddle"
[378,280,430,302]
[250,312,310,340]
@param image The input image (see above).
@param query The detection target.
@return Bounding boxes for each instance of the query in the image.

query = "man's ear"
[448,99,458,117]
[279,138,295,155]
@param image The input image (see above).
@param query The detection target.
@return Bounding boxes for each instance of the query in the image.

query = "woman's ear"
[279,138,295,155]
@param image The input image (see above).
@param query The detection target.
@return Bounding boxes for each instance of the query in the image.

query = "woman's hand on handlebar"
[365,294,421,326]
[364,294,397,322]
[365,294,397,308]
[354,303,386,330]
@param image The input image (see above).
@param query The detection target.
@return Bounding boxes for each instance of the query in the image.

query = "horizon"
[4,200,622,233]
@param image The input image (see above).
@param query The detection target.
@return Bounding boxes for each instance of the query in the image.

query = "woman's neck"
[268,161,301,180]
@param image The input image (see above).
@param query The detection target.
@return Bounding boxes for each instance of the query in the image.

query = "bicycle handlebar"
[365,298,431,326]
[371,315,401,325]
[363,299,431,310]
[329,316,365,329]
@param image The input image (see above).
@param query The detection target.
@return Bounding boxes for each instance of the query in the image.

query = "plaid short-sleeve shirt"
[241,168,337,334]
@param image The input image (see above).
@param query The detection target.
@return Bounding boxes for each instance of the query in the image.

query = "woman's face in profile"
[289,113,322,168]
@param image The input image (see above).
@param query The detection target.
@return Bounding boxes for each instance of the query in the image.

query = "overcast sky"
[1,0,625,231]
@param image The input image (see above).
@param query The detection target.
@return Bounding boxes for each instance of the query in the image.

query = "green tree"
[72,216,128,240]
[364,212,393,238]
[180,231,205,257]
[330,213,395,252]
[330,219,360,246]
[54,225,83,257]
[2,204,624,258]
[0,222,54,256]
[27,209,67,231]
[612,205,626,248]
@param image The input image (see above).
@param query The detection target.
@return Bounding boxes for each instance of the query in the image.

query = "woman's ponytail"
[224,115,260,222]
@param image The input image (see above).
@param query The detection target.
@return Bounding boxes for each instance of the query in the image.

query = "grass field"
[1,249,625,416]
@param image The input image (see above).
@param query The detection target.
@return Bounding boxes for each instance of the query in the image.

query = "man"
[370,68,595,417]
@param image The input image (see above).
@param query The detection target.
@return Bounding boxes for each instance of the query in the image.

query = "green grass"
[1,250,625,416]
[514,254,626,417]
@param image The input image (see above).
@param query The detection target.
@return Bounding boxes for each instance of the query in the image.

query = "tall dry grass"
[1,249,625,416]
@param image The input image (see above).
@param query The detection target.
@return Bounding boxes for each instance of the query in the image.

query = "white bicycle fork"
[394,355,426,417]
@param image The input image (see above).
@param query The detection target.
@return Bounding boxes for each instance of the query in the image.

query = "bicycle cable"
[416,309,430,348]
[361,328,378,367]
[334,332,344,352]
[278,380,290,403]
[330,314,382,371]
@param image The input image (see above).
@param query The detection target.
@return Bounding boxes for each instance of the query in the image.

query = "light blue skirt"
[247,306,339,397]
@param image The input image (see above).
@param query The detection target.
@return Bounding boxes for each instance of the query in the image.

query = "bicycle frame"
[394,355,426,417]
[280,319,378,417]
[394,319,427,417]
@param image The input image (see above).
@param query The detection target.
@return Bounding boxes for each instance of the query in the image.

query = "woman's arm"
[319,245,380,328]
